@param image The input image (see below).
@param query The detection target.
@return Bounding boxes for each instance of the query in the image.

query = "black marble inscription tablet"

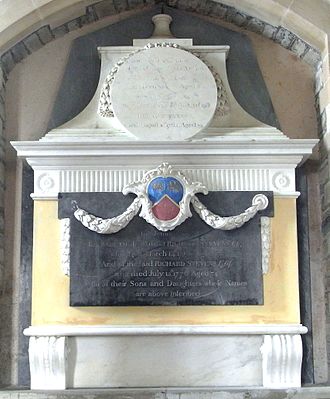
[58,192,273,306]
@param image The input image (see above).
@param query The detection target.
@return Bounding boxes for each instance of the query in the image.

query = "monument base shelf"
[24,325,307,390]
[2,388,330,399]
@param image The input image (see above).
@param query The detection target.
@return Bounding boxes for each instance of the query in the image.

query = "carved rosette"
[37,173,55,192]
[272,172,291,191]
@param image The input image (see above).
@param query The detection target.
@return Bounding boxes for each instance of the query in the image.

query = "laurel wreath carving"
[191,194,268,230]
[74,197,141,234]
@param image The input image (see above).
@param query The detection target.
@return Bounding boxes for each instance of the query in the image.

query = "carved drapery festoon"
[98,42,230,120]
[73,163,268,233]
[191,194,268,230]
[74,197,141,235]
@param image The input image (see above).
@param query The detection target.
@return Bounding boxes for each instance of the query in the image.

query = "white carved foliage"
[74,192,269,234]
[29,336,67,390]
[261,334,303,388]
[261,217,271,274]
[191,194,268,231]
[74,197,141,234]
[60,218,70,276]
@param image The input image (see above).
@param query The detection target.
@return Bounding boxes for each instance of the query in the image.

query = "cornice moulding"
[11,139,318,161]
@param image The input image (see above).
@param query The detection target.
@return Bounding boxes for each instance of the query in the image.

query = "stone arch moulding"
[0,0,329,390]
[0,0,325,76]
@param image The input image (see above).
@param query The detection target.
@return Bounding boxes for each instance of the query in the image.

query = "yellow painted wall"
[31,198,300,325]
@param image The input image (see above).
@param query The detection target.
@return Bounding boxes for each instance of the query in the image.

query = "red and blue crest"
[123,163,208,231]
[147,177,184,221]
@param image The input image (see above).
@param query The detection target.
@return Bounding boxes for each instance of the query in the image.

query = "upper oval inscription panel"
[110,46,218,141]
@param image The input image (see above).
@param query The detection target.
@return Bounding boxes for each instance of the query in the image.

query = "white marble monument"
[12,13,317,390]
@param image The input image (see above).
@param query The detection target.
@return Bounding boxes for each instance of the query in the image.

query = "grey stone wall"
[0,64,9,387]
[1,387,330,399]
[312,56,330,380]
[317,102,330,380]
[0,0,323,77]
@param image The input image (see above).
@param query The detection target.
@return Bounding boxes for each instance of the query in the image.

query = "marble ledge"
[11,139,318,165]
[24,324,308,337]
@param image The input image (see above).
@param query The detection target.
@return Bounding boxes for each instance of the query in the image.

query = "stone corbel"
[261,334,303,388]
[29,336,67,390]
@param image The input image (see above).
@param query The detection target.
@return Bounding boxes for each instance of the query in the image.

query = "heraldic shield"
[147,177,183,221]
[124,163,208,231]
